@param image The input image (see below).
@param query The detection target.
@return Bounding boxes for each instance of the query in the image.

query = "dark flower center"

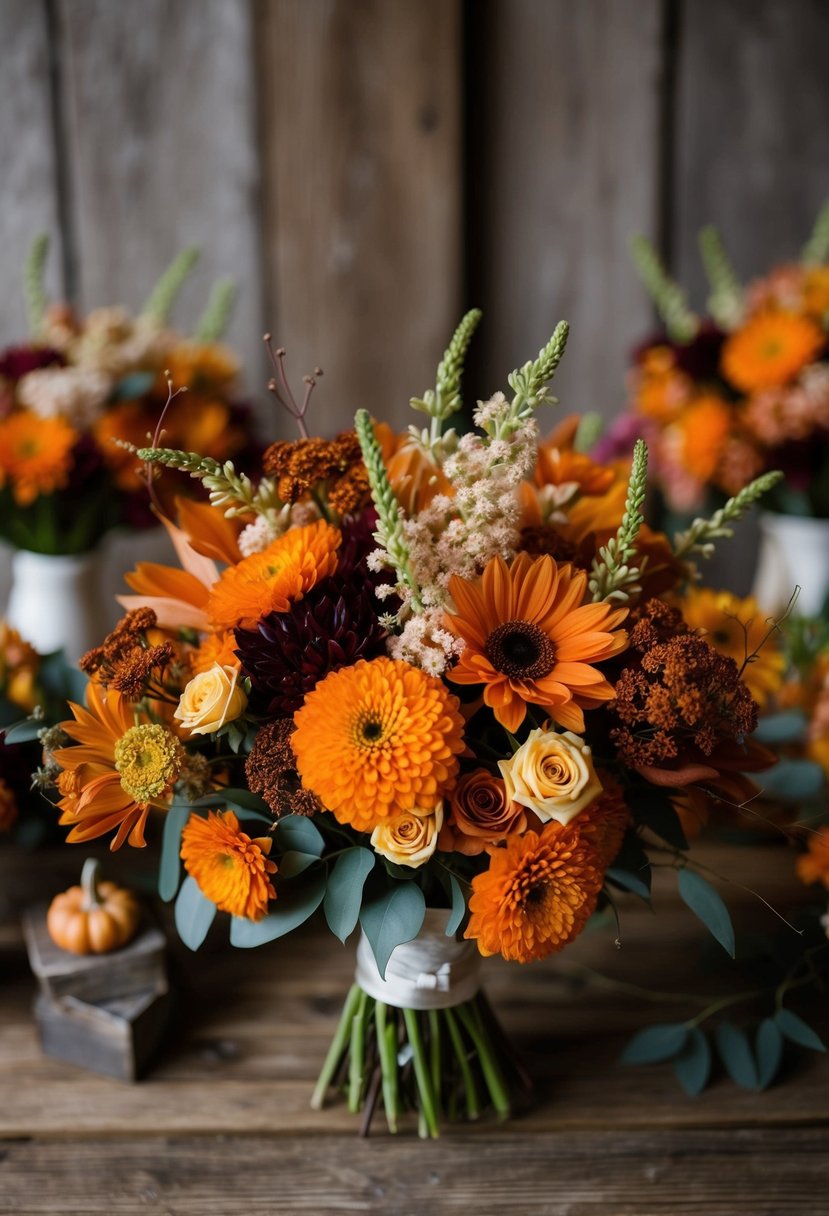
[485,620,556,681]
[361,718,384,743]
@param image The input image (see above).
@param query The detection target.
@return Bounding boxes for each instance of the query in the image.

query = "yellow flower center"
[114,723,185,804]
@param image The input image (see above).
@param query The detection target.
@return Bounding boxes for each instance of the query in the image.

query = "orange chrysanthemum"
[633,347,693,422]
[680,587,785,708]
[189,630,241,675]
[445,552,627,733]
[673,395,731,482]
[795,826,829,890]
[53,684,185,849]
[207,520,341,631]
[464,821,604,962]
[180,809,277,920]
[292,656,465,832]
[0,409,77,505]
[721,311,824,393]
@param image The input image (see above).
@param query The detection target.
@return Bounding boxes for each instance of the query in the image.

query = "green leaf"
[359,879,426,979]
[214,788,272,817]
[753,710,808,746]
[159,805,191,901]
[446,874,466,936]
[636,792,689,850]
[756,1018,784,1089]
[324,848,375,944]
[621,1023,688,1065]
[278,850,321,879]
[606,832,652,899]
[174,876,216,951]
[678,869,735,958]
[1,718,43,744]
[716,1022,758,1089]
[230,869,327,947]
[673,1028,711,1096]
[775,1009,826,1053]
[757,760,825,803]
[275,815,325,857]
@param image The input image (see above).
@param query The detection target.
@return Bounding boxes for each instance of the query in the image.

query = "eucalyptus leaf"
[446,874,466,936]
[621,1023,688,1065]
[753,710,808,746]
[174,876,216,951]
[275,815,325,857]
[606,832,652,900]
[716,1022,758,1089]
[1,718,43,744]
[230,868,327,947]
[324,848,375,943]
[606,867,651,900]
[158,805,191,901]
[278,850,322,879]
[673,1027,711,1096]
[775,1008,826,1053]
[678,869,735,958]
[756,1018,784,1089]
[636,792,688,850]
[359,879,426,979]
[757,759,825,802]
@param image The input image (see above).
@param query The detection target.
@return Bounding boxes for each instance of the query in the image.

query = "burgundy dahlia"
[0,345,65,382]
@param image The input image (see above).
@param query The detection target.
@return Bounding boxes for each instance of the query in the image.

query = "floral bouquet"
[45,314,786,1134]
[0,238,259,555]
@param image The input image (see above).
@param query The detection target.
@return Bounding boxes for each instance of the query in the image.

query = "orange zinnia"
[674,394,731,482]
[464,820,604,962]
[53,684,185,849]
[721,311,824,393]
[292,656,465,833]
[445,552,627,733]
[180,809,277,920]
[0,409,76,505]
[207,520,341,631]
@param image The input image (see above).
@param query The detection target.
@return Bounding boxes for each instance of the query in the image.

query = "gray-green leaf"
[775,1009,826,1053]
[716,1022,758,1089]
[673,1027,711,1096]
[174,876,216,951]
[230,869,327,947]
[359,881,426,979]
[324,848,375,943]
[621,1023,688,1065]
[678,869,735,957]
[159,805,191,901]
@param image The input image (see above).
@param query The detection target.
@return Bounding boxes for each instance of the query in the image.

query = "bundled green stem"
[24,233,50,337]
[134,445,282,521]
[699,226,744,329]
[194,278,237,343]
[589,439,648,603]
[141,247,200,323]
[630,234,699,342]
[672,470,784,562]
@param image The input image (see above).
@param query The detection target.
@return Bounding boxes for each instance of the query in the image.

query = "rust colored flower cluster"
[263,431,371,517]
[80,608,174,699]
[245,719,320,818]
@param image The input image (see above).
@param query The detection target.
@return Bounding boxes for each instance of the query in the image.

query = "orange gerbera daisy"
[680,587,785,708]
[53,683,185,849]
[721,311,824,393]
[207,520,341,631]
[292,656,465,832]
[535,443,615,498]
[180,809,277,920]
[0,409,77,505]
[673,395,731,482]
[445,552,627,733]
[464,820,604,962]
[795,826,829,890]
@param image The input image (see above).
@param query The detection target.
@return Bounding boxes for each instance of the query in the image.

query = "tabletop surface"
[1,841,827,1216]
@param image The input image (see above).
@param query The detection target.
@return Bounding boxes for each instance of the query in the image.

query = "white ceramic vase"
[6,548,106,663]
[752,511,829,619]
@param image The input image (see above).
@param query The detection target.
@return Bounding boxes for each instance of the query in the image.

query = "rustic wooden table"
[1,843,827,1216]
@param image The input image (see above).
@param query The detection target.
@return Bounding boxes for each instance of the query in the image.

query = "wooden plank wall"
[1,0,829,604]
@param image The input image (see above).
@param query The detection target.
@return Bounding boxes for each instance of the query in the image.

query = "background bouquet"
[46,315,787,1134]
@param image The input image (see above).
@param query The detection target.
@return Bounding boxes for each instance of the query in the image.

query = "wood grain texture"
[257,0,463,435]
[56,0,267,401]
[466,0,663,423]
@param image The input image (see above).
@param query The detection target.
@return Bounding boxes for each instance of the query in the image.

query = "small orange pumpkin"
[47,858,141,955]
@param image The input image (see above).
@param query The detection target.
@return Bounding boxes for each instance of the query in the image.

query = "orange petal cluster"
[181,809,277,920]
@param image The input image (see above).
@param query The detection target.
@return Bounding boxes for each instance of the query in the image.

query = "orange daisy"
[464,820,604,962]
[795,826,829,890]
[673,394,731,483]
[0,409,77,505]
[207,520,341,631]
[180,809,277,921]
[445,552,627,733]
[292,656,465,833]
[721,311,824,393]
[535,444,615,498]
[680,587,785,707]
[53,684,185,849]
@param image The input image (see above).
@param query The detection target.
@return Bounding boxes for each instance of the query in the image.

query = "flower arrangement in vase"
[43,312,790,1134]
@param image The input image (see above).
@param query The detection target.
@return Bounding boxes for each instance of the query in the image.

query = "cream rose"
[370,803,444,869]
[499,728,602,825]
[174,663,248,736]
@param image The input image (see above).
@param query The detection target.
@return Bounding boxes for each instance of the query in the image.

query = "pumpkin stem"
[80,857,103,910]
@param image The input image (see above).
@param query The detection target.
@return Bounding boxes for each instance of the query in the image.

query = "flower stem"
[403,1008,440,1139]
[375,1002,399,1133]
[310,982,362,1110]
[348,989,370,1112]
[457,999,511,1120]
[444,1005,480,1120]
[428,1008,442,1101]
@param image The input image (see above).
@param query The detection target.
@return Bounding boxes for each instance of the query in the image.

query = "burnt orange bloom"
[439,768,527,856]
[181,809,277,920]
[721,311,823,393]
[795,827,829,890]
[571,782,630,868]
[673,395,731,482]
[445,552,627,733]
[632,347,693,422]
[292,656,465,833]
[207,520,341,631]
[0,409,76,504]
[680,587,785,708]
[535,444,615,498]
[464,821,604,962]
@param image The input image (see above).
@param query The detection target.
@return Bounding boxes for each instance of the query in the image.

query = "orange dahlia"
[721,311,824,393]
[292,656,465,833]
[53,684,185,849]
[680,587,785,708]
[207,519,341,631]
[180,809,277,920]
[464,820,604,962]
[0,409,77,505]
[445,552,627,733]
[188,630,241,675]
[673,395,731,482]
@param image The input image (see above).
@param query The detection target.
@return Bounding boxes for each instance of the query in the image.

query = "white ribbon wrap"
[355,909,481,1011]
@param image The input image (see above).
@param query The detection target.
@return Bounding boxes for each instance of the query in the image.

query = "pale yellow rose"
[370,802,444,869]
[499,728,602,825]
[174,663,248,736]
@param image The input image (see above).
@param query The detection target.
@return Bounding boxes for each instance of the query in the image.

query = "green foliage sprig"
[133,445,281,520]
[482,321,569,442]
[410,308,482,437]
[630,234,699,343]
[354,409,423,613]
[589,438,648,603]
[801,199,829,266]
[194,278,237,343]
[141,247,200,324]
[24,233,50,337]
[672,470,784,562]
[699,226,744,329]
[574,411,604,454]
